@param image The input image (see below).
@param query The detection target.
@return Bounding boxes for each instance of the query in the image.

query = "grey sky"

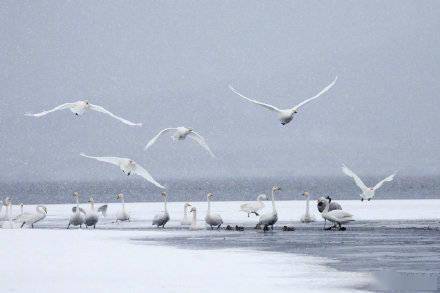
[0,1,439,182]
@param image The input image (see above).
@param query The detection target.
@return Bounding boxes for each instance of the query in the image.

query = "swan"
[25,100,142,126]
[144,127,215,157]
[320,196,354,230]
[342,164,396,201]
[0,198,8,221]
[240,194,267,217]
[300,192,316,223]
[258,186,281,230]
[115,193,130,222]
[229,77,337,125]
[80,153,165,189]
[181,203,192,226]
[67,192,85,229]
[15,205,48,228]
[205,193,223,230]
[189,206,200,230]
[84,197,108,229]
[152,192,170,228]
[1,197,14,229]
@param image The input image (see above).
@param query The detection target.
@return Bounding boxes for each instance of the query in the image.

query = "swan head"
[73,192,79,197]
[88,197,94,203]
[207,193,214,198]
[128,159,135,166]
[20,203,24,207]
[184,203,192,207]
[41,206,48,214]
[317,197,326,212]
[116,193,124,199]
[325,196,332,203]
[83,100,90,105]
[4,197,11,205]
[190,207,197,213]
[161,191,167,197]
[303,192,310,197]
[272,186,281,192]
[187,128,193,132]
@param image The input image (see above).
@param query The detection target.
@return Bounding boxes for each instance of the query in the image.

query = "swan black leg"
[21,222,25,228]
[253,212,259,216]
[31,224,34,228]
[217,224,221,230]
[67,223,70,229]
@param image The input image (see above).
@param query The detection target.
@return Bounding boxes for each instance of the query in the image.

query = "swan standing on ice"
[240,194,267,217]
[144,127,215,157]
[300,192,316,223]
[1,197,14,229]
[342,164,396,201]
[0,198,8,221]
[80,153,165,189]
[320,196,354,230]
[229,77,337,125]
[205,193,223,230]
[258,186,281,231]
[68,192,85,229]
[181,203,192,226]
[152,192,170,228]
[115,193,130,222]
[84,197,108,229]
[25,100,142,126]
[189,206,199,230]
[15,205,48,228]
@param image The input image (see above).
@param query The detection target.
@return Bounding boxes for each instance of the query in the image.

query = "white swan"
[152,192,170,228]
[1,197,14,229]
[342,164,396,201]
[25,100,142,126]
[258,186,281,230]
[181,202,192,226]
[229,77,337,125]
[15,205,48,228]
[145,126,215,157]
[320,196,354,230]
[205,193,223,230]
[115,193,130,223]
[189,206,200,230]
[240,194,267,217]
[80,153,165,189]
[300,192,316,223]
[67,192,85,229]
[0,198,9,221]
[84,197,108,229]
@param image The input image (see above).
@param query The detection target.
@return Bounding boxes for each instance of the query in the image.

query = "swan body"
[145,126,215,157]
[320,197,354,230]
[25,100,142,126]
[342,164,396,201]
[229,77,337,125]
[68,192,85,229]
[205,193,223,229]
[258,186,281,230]
[15,205,47,228]
[152,192,170,228]
[80,153,164,189]
[240,194,267,217]
[300,192,316,223]
[181,203,192,226]
[84,197,107,228]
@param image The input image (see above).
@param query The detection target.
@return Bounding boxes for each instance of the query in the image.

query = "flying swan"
[145,127,215,157]
[229,77,337,125]
[240,194,267,217]
[80,153,165,189]
[25,100,142,126]
[342,164,396,201]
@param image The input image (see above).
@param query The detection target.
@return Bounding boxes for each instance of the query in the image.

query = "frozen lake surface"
[1,200,439,292]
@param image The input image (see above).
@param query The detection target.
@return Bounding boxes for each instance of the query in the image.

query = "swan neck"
[305,196,310,215]
[90,201,95,210]
[271,190,277,214]
[207,196,211,215]
[192,211,197,224]
[163,195,168,213]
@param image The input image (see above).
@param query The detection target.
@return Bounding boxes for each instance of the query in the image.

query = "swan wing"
[25,102,77,117]
[327,210,353,220]
[89,104,142,126]
[373,173,396,190]
[187,131,215,157]
[144,128,177,150]
[80,153,123,167]
[229,85,281,112]
[13,212,34,222]
[72,207,86,214]
[342,164,368,192]
[291,77,337,110]
[133,164,165,189]
[97,205,108,217]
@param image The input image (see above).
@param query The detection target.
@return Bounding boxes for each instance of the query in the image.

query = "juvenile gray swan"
[152,192,170,228]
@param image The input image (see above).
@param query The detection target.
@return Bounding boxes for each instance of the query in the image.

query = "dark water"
[139,220,440,292]
[2,175,440,204]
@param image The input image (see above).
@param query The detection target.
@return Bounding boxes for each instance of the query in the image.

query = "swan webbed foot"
[339,227,346,231]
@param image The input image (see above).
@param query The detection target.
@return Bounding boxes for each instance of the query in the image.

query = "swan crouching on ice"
[15,205,48,228]
[240,194,267,217]
[319,196,354,231]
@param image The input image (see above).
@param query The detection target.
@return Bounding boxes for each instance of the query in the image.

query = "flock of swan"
[1,76,398,231]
